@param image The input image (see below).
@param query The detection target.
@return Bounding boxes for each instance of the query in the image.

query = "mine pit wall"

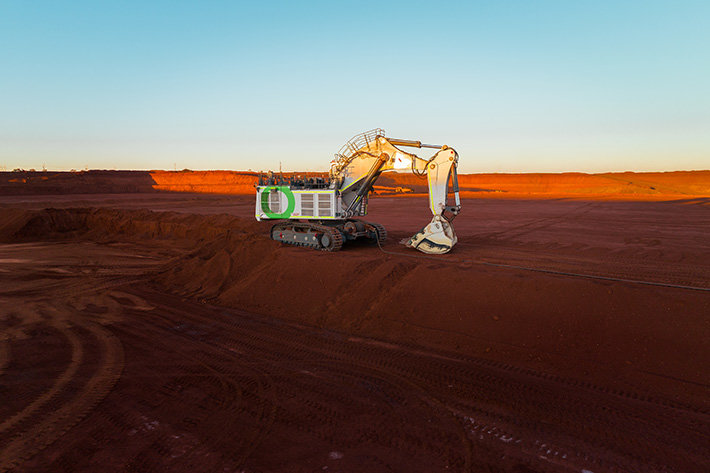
[3,207,708,407]
[2,170,709,199]
[0,207,262,244]
[149,170,260,194]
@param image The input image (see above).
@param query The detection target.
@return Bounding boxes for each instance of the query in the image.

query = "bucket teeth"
[406,216,457,254]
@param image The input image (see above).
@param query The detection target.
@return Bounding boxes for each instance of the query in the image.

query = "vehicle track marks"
[0,320,83,436]
[0,319,124,473]
[128,289,707,472]
[0,339,9,377]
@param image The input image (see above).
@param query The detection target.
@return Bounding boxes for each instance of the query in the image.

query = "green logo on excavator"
[260,186,295,219]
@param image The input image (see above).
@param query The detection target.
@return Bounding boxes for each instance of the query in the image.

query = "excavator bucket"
[406,215,457,254]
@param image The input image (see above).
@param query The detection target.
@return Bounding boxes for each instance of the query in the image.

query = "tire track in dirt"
[260,314,703,470]
[0,317,124,472]
[200,306,548,471]
[308,358,474,471]
[0,260,139,470]
[453,241,710,290]
[161,289,709,417]
[0,273,158,300]
[0,339,9,377]
[380,317,709,417]
[11,282,705,472]
[126,297,464,470]
[0,321,83,436]
[107,314,278,471]
[125,288,708,473]
[475,202,596,241]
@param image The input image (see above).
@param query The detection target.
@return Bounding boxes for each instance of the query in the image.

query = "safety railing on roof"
[334,128,385,161]
[330,128,385,178]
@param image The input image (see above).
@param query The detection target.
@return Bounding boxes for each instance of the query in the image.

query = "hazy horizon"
[3,163,709,174]
[2,1,708,174]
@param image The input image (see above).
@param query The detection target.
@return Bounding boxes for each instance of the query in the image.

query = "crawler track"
[271,221,344,251]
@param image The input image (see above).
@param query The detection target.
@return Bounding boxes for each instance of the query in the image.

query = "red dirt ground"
[1,187,709,472]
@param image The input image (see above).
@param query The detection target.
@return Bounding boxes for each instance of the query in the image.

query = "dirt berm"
[4,207,708,407]
[4,170,709,199]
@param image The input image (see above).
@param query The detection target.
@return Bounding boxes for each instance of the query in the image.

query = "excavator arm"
[333,133,461,254]
[405,145,460,254]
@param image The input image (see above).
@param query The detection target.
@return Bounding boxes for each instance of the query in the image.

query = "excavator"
[255,129,460,254]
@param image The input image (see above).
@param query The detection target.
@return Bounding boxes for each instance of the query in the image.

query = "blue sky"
[1,1,708,173]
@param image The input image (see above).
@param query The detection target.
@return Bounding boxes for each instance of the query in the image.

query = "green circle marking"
[260,186,295,218]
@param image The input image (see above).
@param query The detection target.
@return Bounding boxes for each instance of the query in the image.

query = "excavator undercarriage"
[270,219,386,252]
[256,129,460,254]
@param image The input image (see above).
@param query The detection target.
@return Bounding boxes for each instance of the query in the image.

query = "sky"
[1,1,708,173]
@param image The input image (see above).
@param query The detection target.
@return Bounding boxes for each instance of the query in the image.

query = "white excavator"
[255,128,460,254]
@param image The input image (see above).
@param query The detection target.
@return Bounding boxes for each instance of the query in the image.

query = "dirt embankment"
[4,207,708,406]
[0,170,160,195]
[3,170,708,200]
[0,207,261,245]
[377,170,710,199]
[457,171,710,199]
[0,170,262,196]
[149,170,259,194]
